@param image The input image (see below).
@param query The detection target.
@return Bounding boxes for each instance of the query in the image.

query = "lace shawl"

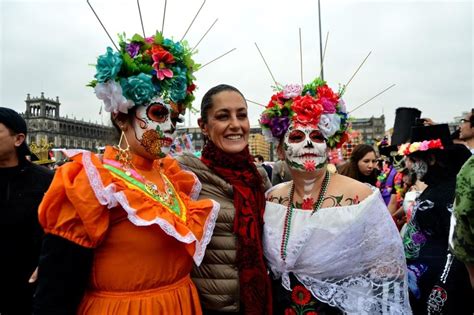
[263,189,412,314]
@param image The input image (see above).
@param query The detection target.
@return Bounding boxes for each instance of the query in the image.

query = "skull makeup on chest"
[283,121,328,172]
[132,97,177,158]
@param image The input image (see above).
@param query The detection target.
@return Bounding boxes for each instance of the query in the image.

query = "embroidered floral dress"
[264,185,411,315]
[37,146,219,314]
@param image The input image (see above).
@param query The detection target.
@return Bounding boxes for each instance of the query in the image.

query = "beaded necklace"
[280,171,331,261]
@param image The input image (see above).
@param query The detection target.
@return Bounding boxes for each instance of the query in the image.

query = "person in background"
[0,107,54,315]
[450,155,474,288]
[177,84,273,314]
[337,143,378,185]
[254,154,273,180]
[458,109,474,154]
[271,158,292,185]
[33,31,218,314]
[398,123,472,314]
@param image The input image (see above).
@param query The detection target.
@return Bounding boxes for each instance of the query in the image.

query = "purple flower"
[412,231,426,244]
[271,117,290,138]
[126,43,141,58]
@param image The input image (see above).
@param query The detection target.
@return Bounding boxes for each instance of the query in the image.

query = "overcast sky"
[1,0,472,131]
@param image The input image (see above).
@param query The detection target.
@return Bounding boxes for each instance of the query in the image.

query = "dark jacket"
[177,154,270,313]
[0,160,53,315]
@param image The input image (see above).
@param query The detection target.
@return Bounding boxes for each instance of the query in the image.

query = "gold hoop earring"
[114,131,132,175]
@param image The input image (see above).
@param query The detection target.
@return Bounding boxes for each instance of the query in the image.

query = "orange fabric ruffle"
[38,147,219,264]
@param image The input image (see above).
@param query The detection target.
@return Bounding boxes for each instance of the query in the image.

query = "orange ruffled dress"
[38,146,219,314]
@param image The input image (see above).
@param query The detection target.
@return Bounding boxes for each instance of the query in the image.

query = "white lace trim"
[193,200,220,265]
[79,151,219,265]
[181,168,202,201]
[264,190,412,314]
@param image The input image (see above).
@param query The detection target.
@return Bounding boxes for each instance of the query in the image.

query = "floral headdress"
[88,31,198,115]
[397,139,444,156]
[259,77,349,148]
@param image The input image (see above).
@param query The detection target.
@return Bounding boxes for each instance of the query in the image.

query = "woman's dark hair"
[338,144,378,185]
[110,107,137,141]
[200,84,246,124]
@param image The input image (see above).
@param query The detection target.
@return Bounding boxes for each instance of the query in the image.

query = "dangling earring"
[114,131,132,175]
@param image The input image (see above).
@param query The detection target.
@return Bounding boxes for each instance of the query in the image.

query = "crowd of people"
[1,14,474,315]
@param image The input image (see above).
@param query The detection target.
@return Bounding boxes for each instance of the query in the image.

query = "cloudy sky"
[1,0,472,131]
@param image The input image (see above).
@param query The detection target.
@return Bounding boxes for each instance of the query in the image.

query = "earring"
[114,131,132,175]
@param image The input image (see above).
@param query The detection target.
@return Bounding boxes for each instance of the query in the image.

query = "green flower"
[120,73,156,105]
[95,47,123,83]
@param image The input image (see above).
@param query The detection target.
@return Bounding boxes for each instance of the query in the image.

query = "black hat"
[378,107,421,158]
[391,107,422,146]
[0,107,32,158]
[410,123,453,148]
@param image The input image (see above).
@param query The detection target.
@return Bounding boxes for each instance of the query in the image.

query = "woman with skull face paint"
[398,124,472,314]
[33,32,219,315]
[260,79,411,314]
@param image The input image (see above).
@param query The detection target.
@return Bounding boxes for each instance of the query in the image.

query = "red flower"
[291,285,312,305]
[316,85,339,114]
[187,83,196,94]
[267,91,286,109]
[291,95,323,126]
[151,45,175,80]
[302,197,315,210]
[306,312,319,315]
[336,132,349,148]
[428,139,443,149]
[284,308,297,315]
[303,160,316,172]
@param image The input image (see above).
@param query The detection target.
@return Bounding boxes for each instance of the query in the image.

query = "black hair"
[110,107,138,141]
[254,154,264,162]
[200,84,246,124]
[338,144,378,185]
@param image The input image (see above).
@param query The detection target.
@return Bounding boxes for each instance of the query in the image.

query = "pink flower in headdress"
[145,36,155,43]
[282,84,303,98]
[419,141,430,151]
[316,85,339,114]
[151,46,175,80]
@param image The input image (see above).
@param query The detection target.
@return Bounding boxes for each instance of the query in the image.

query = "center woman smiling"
[178,84,272,314]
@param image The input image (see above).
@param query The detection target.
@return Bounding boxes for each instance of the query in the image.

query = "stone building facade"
[21,93,115,151]
[350,115,385,145]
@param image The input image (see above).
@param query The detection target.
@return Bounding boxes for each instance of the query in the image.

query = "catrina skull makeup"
[132,97,177,158]
[283,122,328,172]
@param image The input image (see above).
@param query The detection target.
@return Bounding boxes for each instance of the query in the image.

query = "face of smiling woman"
[123,98,176,160]
[200,91,250,154]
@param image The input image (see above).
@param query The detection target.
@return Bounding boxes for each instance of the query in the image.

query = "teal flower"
[95,47,123,83]
[120,73,156,105]
[163,39,184,58]
[169,67,188,102]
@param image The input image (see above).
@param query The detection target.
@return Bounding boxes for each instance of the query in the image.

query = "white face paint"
[132,97,177,158]
[283,123,328,172]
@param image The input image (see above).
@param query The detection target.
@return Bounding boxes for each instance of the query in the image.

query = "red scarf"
[201,141,272,315]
